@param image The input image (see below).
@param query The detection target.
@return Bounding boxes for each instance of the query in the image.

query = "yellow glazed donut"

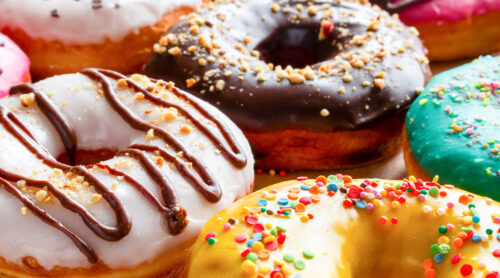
[189,175,500,278]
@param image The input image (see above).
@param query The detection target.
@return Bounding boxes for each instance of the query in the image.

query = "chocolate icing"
[0,69,248,263]
[145,0,430,132]
[369,0,429,14]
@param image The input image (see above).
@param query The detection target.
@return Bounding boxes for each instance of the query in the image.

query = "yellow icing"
[188,177,500,278]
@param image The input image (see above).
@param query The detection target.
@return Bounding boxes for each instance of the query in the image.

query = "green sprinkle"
[271,228,277,237]
[420,189,428,195]
[430,244,440,255]
[486,228,493,235]
[294,259,306,270]
[461,227,473,232]
[277,226,287,232]
[284,211,291,216]
[208,237,217,245]
[283,253,295,262]
[303,250,314,259]
[246,252,258,262]
[439,244,451,254]
[438,226,447,234]
[261,207,267,213]
[429,186,439,197]
[290,201,297,209]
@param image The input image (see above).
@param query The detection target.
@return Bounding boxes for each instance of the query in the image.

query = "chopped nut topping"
[20,93,35,107]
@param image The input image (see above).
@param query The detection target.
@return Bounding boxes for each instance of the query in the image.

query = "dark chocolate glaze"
[369,0,429,14]
[10,84,78,165]
[145,0,430,132]
[0,69,248,263]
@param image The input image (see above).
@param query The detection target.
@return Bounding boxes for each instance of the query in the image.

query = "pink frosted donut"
[0,33,30,97]
[371,0,500,61]
[394,0,500,25]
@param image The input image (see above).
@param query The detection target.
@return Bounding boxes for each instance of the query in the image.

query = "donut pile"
[0,0,498,277]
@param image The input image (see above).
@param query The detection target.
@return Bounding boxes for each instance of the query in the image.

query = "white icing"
[0,73,254,270]
[0,0,202,44]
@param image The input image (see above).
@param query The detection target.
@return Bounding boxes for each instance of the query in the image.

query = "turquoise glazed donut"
[405,56,500,200]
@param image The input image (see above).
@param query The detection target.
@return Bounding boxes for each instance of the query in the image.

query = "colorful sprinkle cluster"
[203,175,500,277]
[424,79,500,177]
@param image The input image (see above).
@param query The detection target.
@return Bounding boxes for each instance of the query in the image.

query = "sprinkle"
[283,253,295,262]
[451,253,461,264]
[433,253,444,263]
[208,237,217,245]
[327,183,338,192]
[241,260,257,274]
[320,108,330,117]
[205,232,216,241]
[257,199,268,206]
[234,234,248,243]
[294,259,306,270]
[303,250,314,259]
[460,264,473,276]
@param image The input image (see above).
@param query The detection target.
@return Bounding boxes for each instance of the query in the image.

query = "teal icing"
[406,56,500,200]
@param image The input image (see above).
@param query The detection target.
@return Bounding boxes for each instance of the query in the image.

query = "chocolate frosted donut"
[145,0,430,170]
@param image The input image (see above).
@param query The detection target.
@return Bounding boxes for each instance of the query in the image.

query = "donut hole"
[56,149,118,166]
[255,24,342,69]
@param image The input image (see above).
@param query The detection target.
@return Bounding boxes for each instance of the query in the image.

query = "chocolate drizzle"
[0,69,247,263]
[10,84,78,165]
[369,0,429,14]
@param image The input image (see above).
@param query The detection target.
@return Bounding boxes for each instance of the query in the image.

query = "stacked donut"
[0,0,498,277]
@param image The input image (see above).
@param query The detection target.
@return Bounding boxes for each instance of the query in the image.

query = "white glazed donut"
[0,0,206,79]
[0,69,254,277]
[0,0,203,44]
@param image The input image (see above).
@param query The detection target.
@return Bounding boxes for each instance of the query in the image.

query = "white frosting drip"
[0,73,254,270]
[0,0,202,44]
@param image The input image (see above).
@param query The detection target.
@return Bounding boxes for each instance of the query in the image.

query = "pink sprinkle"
[235,234,248,243]
[296,176,308,181]
[270,189,278,194]
[253,223,265,233]
[494,217,500,224]
[447,202,455,208]
[446,224,454,230]
[464,128,474,134]
[336,174,343,179]
[299,196,312,205]
[205,232,216,241]
[316,181,325,187]
[224,223,231,230]
[366,203,374,210]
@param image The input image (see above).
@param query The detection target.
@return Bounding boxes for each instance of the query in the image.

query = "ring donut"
[0,0,207,79]
[0,33,30,97]
[0,69,253,277]
[404,56,500,200]
[145,0,431,170]
[189,175,500,277]
[370,0,500,61]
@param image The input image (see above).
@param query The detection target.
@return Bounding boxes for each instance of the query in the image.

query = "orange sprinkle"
[425,268,436,278]
[287,193,299,200]
[342,175,353,183]
[422,259,433,269]
[295,203,306,213]
[309,185,319,194]
[311,195,321,203]
[288,187,300,194]
[452,238,464,250]
[459,195,469,205]
[258,250,270,261]
[315,175,327,184]
[439,191,447,197]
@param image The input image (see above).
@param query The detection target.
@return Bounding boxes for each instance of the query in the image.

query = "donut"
[0,0,207,80]
[0,33,30,98]
[370,0,500,61]
[144,0,431,171]
[0,69,254,277]
[404,56,500,201]
[189,175,500,277]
